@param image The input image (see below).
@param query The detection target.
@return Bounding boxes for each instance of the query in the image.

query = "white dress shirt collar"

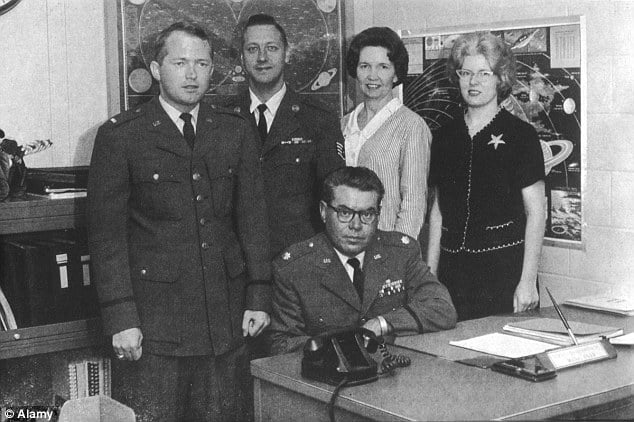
[158,96,200,135]
[334,248,366,283]
[249,83,287,129]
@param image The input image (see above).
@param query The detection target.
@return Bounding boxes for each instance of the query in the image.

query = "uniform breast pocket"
[130,161,185,220]
[210,167,236,217]
[271,148,314,196]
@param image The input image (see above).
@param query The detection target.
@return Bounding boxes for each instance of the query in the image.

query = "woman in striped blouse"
[341,27,431,239]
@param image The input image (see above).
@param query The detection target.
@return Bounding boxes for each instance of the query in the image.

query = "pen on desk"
[545,287,579,345]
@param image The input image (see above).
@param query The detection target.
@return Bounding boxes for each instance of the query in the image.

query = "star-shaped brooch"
[488,133,506,150]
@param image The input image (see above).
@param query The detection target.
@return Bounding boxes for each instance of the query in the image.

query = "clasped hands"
[112,310,270,361]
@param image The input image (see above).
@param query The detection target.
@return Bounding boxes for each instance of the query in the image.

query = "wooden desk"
[251,308,634,421]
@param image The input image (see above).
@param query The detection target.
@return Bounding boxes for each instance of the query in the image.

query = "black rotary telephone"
[302,327,379,386]
[302,327,411,422]
[302,327,411,386]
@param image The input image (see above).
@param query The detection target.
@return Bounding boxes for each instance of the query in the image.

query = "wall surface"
[349,0,634,303]
[0,0,632,302]
[0,0,108,168]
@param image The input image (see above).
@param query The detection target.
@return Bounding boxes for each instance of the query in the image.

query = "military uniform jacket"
[225,89,344,257]
[269,231,457,355]
[88,97,271,356]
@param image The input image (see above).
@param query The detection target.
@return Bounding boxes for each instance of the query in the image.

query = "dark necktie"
[257,103,268,142]
[347,258,365,300]
[180,113,195,149]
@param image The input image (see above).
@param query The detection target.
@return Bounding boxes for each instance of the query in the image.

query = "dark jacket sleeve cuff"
[100,298,140,336]
[246,280,272,313]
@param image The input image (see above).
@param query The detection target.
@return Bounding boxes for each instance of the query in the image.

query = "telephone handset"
[301,327,411,387]
[302,327,379,386]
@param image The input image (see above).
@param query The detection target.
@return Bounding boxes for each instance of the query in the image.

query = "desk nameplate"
[540,338,617,370]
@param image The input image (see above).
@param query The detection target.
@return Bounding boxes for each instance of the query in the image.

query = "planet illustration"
[311,68,337,91]
[541,139,574,175]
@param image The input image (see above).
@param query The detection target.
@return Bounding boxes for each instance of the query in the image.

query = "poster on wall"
[401,18,585,247]
[116,0,344,114]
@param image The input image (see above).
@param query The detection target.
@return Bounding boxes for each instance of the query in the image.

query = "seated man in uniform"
[269,166,457,354]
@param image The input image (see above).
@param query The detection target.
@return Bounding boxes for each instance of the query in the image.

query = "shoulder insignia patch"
[275,239,318,266]
[106,108,144,128]
[378,231,417,248]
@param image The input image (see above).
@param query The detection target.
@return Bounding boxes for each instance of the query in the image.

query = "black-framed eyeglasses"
[326,203,379,225]
[455,69,495,81]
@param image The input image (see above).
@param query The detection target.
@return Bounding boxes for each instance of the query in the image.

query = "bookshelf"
[0,195,104,360]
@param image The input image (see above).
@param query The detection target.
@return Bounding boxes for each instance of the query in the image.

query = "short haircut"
[153,22,213,64]
[446,31,517,102]
[240,13,288,49]
[321,167,385,207]
[346,26,408,86]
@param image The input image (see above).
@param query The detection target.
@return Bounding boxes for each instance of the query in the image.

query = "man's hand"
[513,279,539,313]
[113,327,143,361]
[242,310,270,337]
[362,318,382,337]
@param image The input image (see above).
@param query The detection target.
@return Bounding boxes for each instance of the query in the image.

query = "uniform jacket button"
[196,194,203,202]
[192,172,201,181]
[140,268,147,276]
[152,173,159,181]
[199,218,206,226]
[201,242,210,250]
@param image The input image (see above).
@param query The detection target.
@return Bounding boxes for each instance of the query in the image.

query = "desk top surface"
[251,307,634,421]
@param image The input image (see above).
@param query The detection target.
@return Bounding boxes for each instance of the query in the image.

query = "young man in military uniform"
[268,167,457,355]
[226,13,345,258]
[88,22,270,421]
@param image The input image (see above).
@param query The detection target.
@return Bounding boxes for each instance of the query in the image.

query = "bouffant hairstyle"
[446,31,517,102]
[346,27,408,86]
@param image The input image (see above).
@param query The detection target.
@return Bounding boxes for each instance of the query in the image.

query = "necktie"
[347,258,365,300]
[180,113,195,149]
[257,103,268,142]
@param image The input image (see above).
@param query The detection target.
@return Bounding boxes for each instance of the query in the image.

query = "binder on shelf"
[0,228,96,327]
[0,239,55,326]
[503,318,623,346]
[563,294,634,316]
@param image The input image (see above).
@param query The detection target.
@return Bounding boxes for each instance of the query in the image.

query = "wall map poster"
[401,20,584,246]
[116,0,344,114]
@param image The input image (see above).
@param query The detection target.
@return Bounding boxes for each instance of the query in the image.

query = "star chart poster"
[401,21,584,246]
[116,0,344,114]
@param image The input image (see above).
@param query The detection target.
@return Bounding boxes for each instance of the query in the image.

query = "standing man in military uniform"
[226,13,345,258]
[88,22,270,422]
[269,167,457,355]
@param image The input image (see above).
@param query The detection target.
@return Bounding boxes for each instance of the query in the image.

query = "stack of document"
[563,295,634,316]
[503,318,623,346]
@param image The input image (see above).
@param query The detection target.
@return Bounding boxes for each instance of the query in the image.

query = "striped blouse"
[341,99,431,238]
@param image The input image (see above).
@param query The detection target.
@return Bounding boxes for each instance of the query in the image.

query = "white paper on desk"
[449,333,559,358]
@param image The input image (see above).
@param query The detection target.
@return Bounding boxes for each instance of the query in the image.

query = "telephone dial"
[301,327,411,387]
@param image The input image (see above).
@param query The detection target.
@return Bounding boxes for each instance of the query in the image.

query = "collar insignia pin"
[323,258,331,264]
[233,106,241,113]
[291,104,300,112]
[374,254,381,260]
[282,252,291,260]
[401,236,410,244]
[152,120,160,127]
